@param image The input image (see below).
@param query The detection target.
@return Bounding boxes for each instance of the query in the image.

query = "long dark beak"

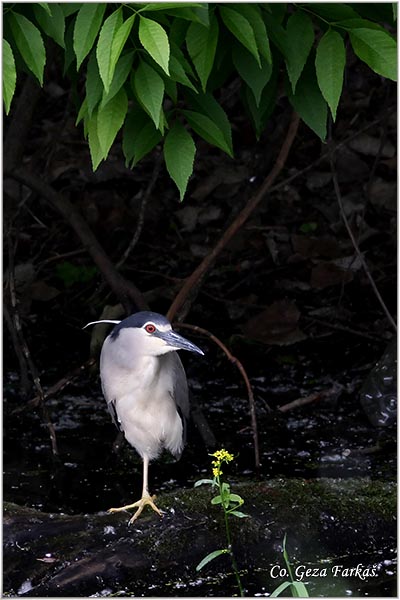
[157,330,204,355]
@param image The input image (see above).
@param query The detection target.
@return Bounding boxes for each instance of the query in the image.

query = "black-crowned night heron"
[85,311,204,524]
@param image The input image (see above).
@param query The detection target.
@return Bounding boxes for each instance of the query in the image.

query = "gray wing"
[171,353,190,447]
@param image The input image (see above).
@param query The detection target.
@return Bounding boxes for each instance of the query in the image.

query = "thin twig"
[278,391,323,413]
[117,153,163,269]
[7,232,59,456]
[303,316,388,343]
[12,358,97,415]
[328,149,397,332]
[5,168,148,314]
[167,111,301,323]
[175,322,261,471]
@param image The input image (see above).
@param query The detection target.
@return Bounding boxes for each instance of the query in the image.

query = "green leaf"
[264,14,289,58]
[132,60,165,130]
[227,493,243,503]
[186,15,218,92]
[315,29,345,121]
[194,478,214,487]
[139,16,170,75]
[183,109,232,156]
[164,121,196,200]
[101,51,134,109]
[288,60,328,141]
[74,3,106,70]
[59,4,81,18]
[227,4,271,63]
[229,510,249,518]
[244,71,278,138]
[96,8,123,93]
[3,39,16,114]
[308,3,360,21]
[122,107,162,167]
[210,495,223,504]
[169,55,198,92]
[87,111,103,171]
[285,11,315,93]
[7,12,46,85]
[270,582,293,598]
[185,91,233,156]
[349,28,397,81]
[76,96,88,126]
[141,3,204,11]
[97,87,128,158]
[232,45,272,106]
[219,6,260,67]
[196,549,228,572]
[291,581,310,598]
[86,51,103,117]
[161,6,210,26]
[107,14,136,88]
[33,3,65,48]
[38,3,52,16]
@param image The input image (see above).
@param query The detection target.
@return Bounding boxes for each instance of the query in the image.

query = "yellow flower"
[212,467,220,478]
[211,448,234,463]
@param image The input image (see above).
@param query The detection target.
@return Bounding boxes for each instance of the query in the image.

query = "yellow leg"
[107,455,163,524]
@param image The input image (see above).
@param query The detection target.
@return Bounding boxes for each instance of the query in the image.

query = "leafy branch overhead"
[3,2,397,198]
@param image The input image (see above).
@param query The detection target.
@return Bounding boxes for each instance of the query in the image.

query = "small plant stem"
[218,476,245,597]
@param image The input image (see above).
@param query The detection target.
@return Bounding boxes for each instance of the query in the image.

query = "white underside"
[100,338,184,461]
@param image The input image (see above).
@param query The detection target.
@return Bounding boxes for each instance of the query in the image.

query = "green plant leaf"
[196,549,228,572]
[169,55,198,92]
[185,91,233,156]
[227,493,243,503]
[270,581,293,598]
[164,121,196,200]
[7,12,46,85]
[232,45,272,106]
[96,8,123,93]
[122,107,162,167]
[86,50,103,117]
[219,6,260,67]
[139,15,170,75]
[101,51,134,109]
[242,67,278,138]
[264,13,289,58]
[229,510,249,518]
[315,29,345,121]
[38,3,51,16]
[107,14,136,88]
[132,60,165,130]
[228,4,271,63]
[59,4,81,18]
[75,96,88,126]
[285,10,315,93]
[288,60,328,141]
[186,15,218,92]
[3,39,16,114]
[349,28,397,81]
[182,109,232,156]
[74,3,106,70]
[33,3,65,48]
[87,111,103,171]
[194,478,214,487]
[291,581,310,598]
[97,87,128,158]
[307,3,359,21]
[210,495,223,504]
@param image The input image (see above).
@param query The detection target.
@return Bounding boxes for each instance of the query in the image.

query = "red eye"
[145,323,156,334]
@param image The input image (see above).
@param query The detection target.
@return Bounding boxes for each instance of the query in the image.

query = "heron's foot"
[108,494,162,524]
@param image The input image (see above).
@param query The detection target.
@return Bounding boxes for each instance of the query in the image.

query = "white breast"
[100,336,183,461]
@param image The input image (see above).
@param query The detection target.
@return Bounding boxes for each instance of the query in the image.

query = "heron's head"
[84,311,204,357]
